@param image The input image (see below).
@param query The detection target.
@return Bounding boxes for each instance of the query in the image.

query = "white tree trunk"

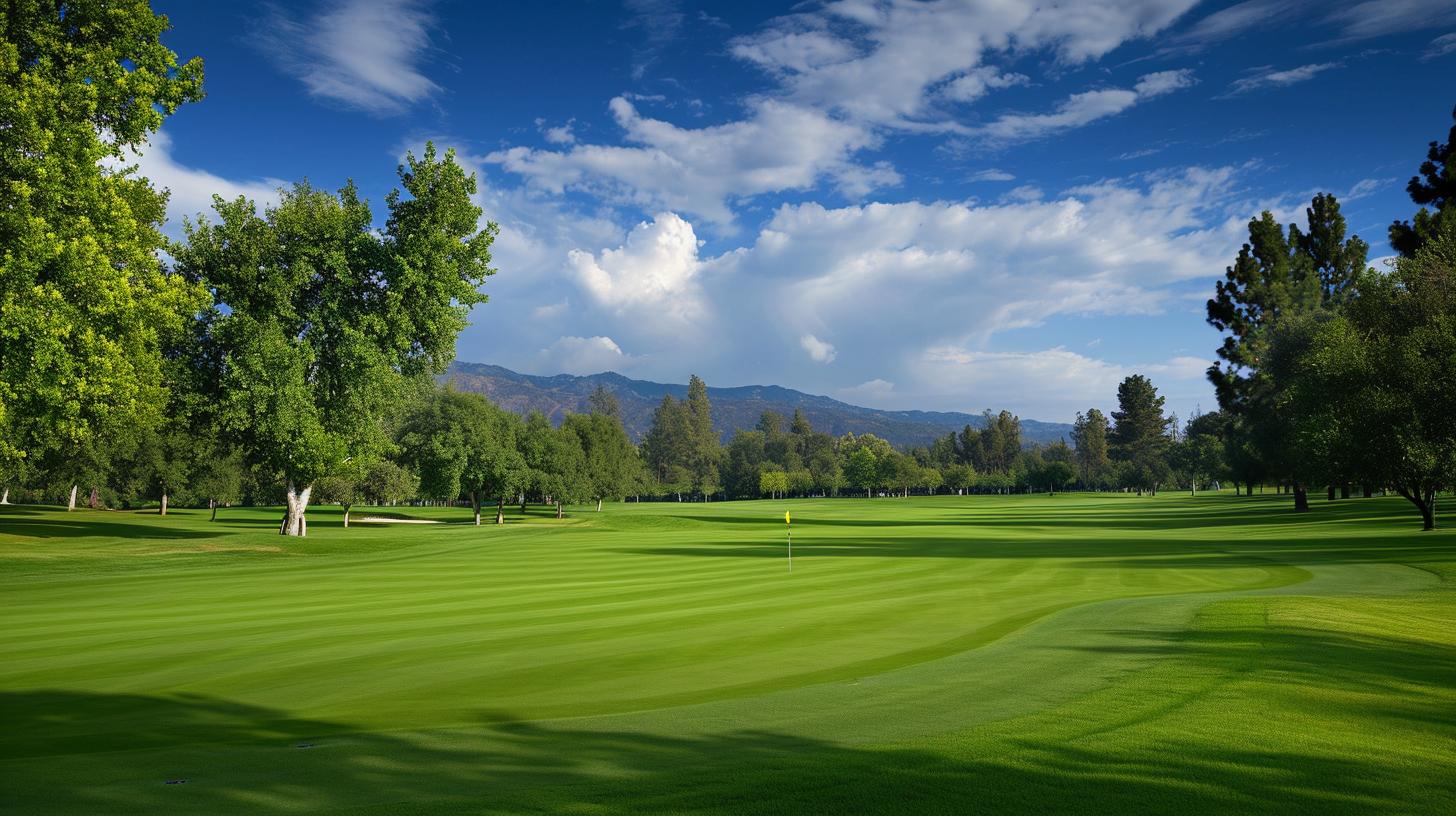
[343,505,351,527]
[279,481,312,536]
[496,497,504,525]
[68,484,77,511]
[1,487,8,504]
[160,492,168,516]
[471,491,481,526]
[596,498,602,512]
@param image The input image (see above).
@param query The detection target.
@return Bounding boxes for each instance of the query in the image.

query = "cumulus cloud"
[255,0,441,115]
[1223,63,1341,96]
[973,70,1196,145]
[567,213,706,321]
[800,334,838,363]
[840,379,896,404]
[538,336,634,375]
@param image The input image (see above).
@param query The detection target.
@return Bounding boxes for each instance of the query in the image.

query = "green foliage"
[1071,409,1111,487]
[758,468,788,499]
[360,459,418,506]
[1111,375,1172,493]
[1389,106,1456,257]
[175,144,495,531]
[562,411,639,504]
[400,390,523,520]
[0,0,206,469]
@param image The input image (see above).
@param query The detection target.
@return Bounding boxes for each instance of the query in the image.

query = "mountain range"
[444,362,1073,449]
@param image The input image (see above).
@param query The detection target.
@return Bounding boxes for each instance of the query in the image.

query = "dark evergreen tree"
[1390,105,1456,257]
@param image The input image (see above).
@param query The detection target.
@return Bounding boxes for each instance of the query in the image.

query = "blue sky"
[143,0,1456,423]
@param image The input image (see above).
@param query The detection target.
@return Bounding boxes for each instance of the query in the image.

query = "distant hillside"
[444,362,1073,449]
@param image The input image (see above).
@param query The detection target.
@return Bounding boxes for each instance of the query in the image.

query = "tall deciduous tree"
[563,411,639,511]
[400,390,523,526]
[177,144,496,535]
[1,0,205,477]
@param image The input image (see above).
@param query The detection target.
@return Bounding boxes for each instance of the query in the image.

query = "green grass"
[1,493,1452,814]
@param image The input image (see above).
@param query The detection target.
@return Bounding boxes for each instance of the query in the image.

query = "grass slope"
[1,494,1452,814]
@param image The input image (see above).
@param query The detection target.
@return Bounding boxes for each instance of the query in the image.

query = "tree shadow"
[0,509,224,541]
[1,688,1437,815]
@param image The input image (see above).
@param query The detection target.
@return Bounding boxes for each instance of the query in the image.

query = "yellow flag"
[785,511,791,525]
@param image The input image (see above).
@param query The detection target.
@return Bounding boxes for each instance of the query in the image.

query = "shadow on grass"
[0,688,1434,815]
[0,506,224,541]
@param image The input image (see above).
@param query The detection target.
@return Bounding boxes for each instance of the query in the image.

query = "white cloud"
[732,0,1198,128]
[840,379,896,404]
[912,346,1212,419]
[490,97,890,225]
[940,68,1029,104]
[967,169,1016,182]
[1224,63,1341,96]
[544,123,575,145]
[256,0,440,115]
[1424,32,1456,60]
[567,213,706,321]
[973,70,1196,145]
[1325,1,1456,43]
[1165,0,1305,52]
[125,130,286,232]
[538,336,633,375]
[800,334,838,363]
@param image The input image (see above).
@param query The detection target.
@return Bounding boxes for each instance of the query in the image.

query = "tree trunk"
[1326,485,1336,501]
[556,501,564,519]
[67,484,77,511]
[596,498,602,512]
[343,504,351,528]
[279,481,312,536]
[1396,486,1437,531]
[522,496,527,514]
[160,491,168,516]
[471,491,481,526]
[1340,483,1350,499]
[1,487,8,504]
[210,499,218,522]
[1362,483,1373,498]
[496,497,504,525]
[1293,484,1309,512]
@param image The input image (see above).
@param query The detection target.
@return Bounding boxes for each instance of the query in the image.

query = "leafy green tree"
[1272,224,1456,529]
[177,144,496,535]
[314,473,362,528]
[721,429,767,499]
[1389,106,1456,257]
[563,411,639,511]
[193,446,245,521]
[1031,460,1076,496]
[684,375,721,497]
[360,459,418,507]
[401,390,523,526]
[943,463,975,494]
[759,468,789,499]
[788,469,815,497]
[1111,375,1172,495]
[844,447,879,498]
[1,0,205,478]
[519,411,587,519]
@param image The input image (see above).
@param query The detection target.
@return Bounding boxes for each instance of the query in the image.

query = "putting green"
[1,493,1452,814]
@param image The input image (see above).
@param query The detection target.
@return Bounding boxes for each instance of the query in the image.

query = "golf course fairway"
[2,493,1453,814]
